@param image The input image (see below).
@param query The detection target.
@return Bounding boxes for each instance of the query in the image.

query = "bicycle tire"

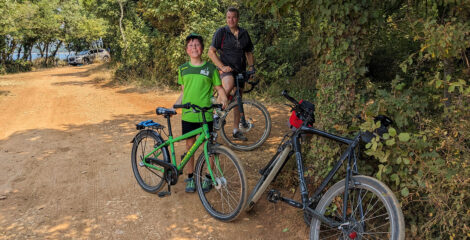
[310,175,405,240]
[195,145,247,222]
[131,130,170,193]
[245,144,291,211]
[220,99,271,151]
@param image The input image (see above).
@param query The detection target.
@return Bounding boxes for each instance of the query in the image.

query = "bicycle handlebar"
[173,103,191,109]
[281,90,300,105]
[173,103,223,112]
[234,70,259,94]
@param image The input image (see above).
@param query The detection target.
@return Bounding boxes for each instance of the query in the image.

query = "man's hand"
[220,65,232,73]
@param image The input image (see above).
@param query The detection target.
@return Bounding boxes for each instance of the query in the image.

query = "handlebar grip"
[246,70,255,75]
[173,103,191,109]
[281,90,299,105]
[212,104,223,109]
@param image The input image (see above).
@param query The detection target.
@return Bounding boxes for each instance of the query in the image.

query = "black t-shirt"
[210,26,254,72]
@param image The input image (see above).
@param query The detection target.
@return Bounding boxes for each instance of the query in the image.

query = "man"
[208,6,255,141]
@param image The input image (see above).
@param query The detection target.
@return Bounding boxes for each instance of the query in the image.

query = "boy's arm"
[174,86,184,106]
[214,85,228,109]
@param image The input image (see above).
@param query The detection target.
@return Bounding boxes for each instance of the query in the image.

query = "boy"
[176,33,228,193]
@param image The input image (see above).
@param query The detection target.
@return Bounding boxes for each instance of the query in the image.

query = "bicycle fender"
[136,120,164,130]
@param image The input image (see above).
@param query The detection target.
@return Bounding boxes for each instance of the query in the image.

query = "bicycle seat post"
[235,73,242,97]
[165,115,173,137]
[200,107,208,125]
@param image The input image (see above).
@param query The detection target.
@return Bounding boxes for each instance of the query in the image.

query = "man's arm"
[208,46,232,73]
[245,51,254,71]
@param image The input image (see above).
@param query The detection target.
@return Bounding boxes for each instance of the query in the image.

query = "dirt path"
[0,64,309,239]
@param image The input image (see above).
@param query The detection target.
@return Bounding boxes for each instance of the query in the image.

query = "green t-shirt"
[178,61,221,123]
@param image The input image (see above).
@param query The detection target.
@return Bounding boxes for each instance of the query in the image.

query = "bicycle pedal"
[267,189,281,203]
[157,191,171,198]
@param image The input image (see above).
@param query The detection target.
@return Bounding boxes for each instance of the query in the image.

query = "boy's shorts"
[182,120,214,135]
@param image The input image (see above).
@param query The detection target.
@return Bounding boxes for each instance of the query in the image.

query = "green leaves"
[388,127,397,137]
[401,187,409,197]
[398,133,410,142]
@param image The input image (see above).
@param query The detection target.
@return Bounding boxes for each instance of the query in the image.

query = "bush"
[4,60,33,73]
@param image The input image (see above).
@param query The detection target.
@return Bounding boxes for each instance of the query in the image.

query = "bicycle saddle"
[156,107,177,116]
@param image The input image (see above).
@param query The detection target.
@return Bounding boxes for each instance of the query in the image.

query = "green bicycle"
[130,103,247,222]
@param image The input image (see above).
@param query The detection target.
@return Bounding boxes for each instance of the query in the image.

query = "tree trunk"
[51,41,62,66]
[37,43,45,58]
[22,44,29,60]
[17,45,22,61]
[45,42,50,66]
[29,45,33,61]
[118,0,127,53]
[6,40,16,62]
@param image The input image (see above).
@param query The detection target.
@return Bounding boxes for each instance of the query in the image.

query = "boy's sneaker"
[202,176,212,193]
[233,131,248,141]
[185,177,195,193]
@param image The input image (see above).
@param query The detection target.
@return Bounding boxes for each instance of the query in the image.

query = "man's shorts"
[220,71,245,89]
[182,120,214,135]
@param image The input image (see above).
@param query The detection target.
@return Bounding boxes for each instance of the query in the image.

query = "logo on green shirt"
[200,68,210,76]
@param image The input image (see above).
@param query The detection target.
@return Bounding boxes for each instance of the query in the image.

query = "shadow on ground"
[0,109,310,239]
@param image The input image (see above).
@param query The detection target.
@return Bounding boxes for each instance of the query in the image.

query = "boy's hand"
[214,85,228,109]
[220,97,228,109]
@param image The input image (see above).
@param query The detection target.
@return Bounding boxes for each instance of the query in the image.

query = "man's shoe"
[233,131,248,141]
[185,177,195,193]
[202,176,212,193]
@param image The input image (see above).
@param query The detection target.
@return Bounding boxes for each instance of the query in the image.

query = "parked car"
[68,48,110,66]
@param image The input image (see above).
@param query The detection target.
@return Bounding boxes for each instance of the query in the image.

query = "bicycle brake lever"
[284,104,295,110]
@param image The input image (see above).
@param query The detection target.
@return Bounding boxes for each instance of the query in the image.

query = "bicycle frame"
[272,124,362,228]
[141,115,220,184]
[233,73,248,125]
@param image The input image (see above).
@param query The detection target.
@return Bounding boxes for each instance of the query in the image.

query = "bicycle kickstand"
[157,175,172,198]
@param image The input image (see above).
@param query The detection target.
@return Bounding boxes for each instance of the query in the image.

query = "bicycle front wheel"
[220,99,271,151]
[131,130,170,193]
[310,175,405,240]
[195,145,247,222]
[245,144,291,212]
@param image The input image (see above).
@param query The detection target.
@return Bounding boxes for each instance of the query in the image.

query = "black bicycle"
[246,90,405,239]
[214,70,271,151]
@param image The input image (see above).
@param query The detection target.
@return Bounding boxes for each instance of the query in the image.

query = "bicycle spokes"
[318,187,393,239]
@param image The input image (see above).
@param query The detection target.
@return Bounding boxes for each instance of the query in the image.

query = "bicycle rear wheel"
[195,145,247,222]
[131,130,170,193]
[310,175,405,240]
[220,99,271,151]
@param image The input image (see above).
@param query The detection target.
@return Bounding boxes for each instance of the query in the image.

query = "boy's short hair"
[185,33,204,50]
[227,7,239,18]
